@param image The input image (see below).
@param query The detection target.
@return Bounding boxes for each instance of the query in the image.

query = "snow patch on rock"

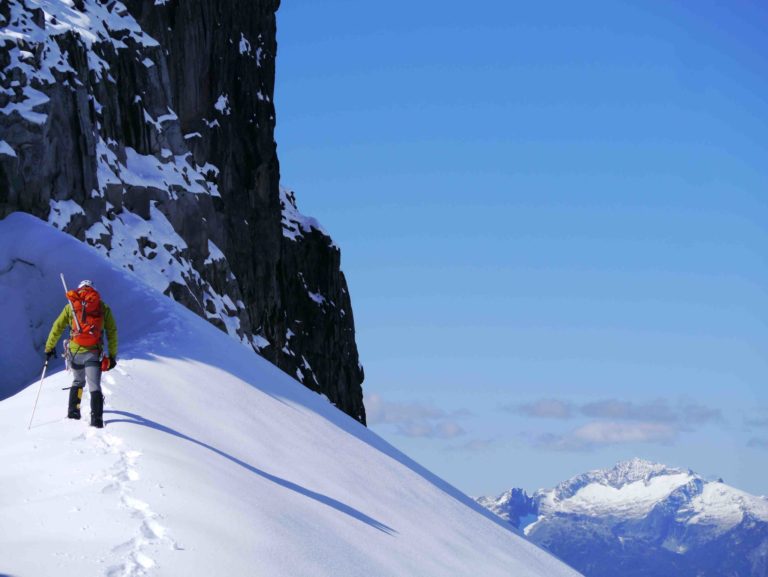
[0,0,160,128]
[238,33,251,56]
[48,199,85,230]
[204,240,226,265]
[0,140,17,157]
[214,94,231,116]
[280,187,334,246]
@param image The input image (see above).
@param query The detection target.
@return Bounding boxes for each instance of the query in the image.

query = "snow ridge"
[0,214,582,577]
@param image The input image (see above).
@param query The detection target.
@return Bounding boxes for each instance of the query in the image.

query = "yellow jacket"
[46,303,118,357]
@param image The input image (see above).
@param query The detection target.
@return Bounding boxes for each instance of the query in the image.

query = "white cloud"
[574,421,677,444]
[745,408,768,429]
[366,393,444,425]
[434,421,466,439]
[517,397,721,426]
[536,421,678,451]
[581,399,677,422]
[448,439,496,452]
[366,393,467,439]
[514,399,574,419]
[747,438,768,450]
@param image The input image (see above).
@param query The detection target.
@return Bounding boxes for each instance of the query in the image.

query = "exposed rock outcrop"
[0,0,365,422]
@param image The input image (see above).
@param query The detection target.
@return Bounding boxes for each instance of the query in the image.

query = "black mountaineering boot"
[90,391,104,428]
[67,386,83,419]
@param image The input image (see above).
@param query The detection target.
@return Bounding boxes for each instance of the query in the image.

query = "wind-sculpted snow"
[0,214,583,577]
[479,458,768,577]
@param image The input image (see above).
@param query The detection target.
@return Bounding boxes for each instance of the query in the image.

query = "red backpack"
[66,286,104,348]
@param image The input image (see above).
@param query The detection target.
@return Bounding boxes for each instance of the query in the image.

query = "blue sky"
[274,1,768,496]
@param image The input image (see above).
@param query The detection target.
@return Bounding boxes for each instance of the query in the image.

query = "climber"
[44,280,118,428]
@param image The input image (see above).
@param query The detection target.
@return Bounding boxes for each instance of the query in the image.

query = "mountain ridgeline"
[0,0,365,422]
[478,459,768,577]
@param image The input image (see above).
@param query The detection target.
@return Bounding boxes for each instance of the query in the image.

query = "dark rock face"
[0,0,365,423]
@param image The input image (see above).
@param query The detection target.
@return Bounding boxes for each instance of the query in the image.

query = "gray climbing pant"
[71,350,102,393]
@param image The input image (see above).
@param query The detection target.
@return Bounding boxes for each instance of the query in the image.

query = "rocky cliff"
[0,0,365,423]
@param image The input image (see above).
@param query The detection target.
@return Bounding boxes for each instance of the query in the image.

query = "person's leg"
[68,353,86,419]
[90,391,104,428]
[83,351,104,428]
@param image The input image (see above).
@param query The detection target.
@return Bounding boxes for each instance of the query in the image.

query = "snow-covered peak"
[540,473,695,520]
[680,481,768,527]
[483,458,768,532]
[603,458,685,486]
[478,460,768,577]
[536,459,696,519]
[556,458,685,497]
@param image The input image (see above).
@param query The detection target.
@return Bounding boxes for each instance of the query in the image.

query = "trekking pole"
[28,359,49,430]
[60,273,82,333]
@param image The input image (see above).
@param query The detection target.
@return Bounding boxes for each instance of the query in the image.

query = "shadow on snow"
[104,409,397,536]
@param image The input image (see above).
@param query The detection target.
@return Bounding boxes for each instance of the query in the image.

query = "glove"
[45,349,56,360]
[101,356,117,371]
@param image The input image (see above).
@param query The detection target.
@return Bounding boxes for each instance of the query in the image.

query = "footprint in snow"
[93,433,181,576]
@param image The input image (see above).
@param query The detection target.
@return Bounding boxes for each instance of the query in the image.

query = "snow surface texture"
[0,214,582,577]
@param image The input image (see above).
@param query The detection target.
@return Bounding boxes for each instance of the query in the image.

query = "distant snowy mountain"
[478,458,768,577]
[0,213,583,577]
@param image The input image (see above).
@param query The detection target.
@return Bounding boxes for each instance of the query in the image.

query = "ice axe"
[60,273,82,333]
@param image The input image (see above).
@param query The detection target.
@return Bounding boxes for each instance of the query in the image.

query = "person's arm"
[45,306,71,352]
[103,304,118,358]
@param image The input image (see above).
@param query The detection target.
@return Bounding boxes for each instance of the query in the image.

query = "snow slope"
[0,213,582,577]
